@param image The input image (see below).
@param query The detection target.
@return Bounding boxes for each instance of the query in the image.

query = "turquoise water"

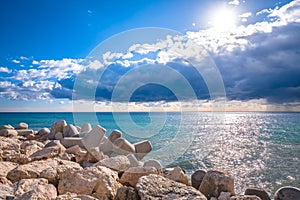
[0,112,299,194]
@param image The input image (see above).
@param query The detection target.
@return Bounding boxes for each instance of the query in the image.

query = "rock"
[37,128,50,137]
[44,140,66,151]
[82,125,106,151]
[14,178,57,199]
[192,170,207,189]
[58,166,122,199]
[163,166,189,185]
[21,140,45,149]
[16,129,34,137]
[63,124,79,137]
[0,184,14,199]
[65,144,82,154]
[51,120,67,133]
[230,195,262,200]
[136,174,207,200]
[108,129,122,142]
[199,169,235,199]
[86,148,105,163]
[0,136,28,164]
[99,136,113,154]
[55,132,64,140]
[244,188,270,200]
[274,186,300,200]
[113,138,136,155]
[29,146,63,161]
[61,137,85,149]
[0,129,18,137]
[218,192,232,200]
[115,186,140,200]
[15,122,29,130]
[56,192,98,200]
[120,166,158,187]
[42,131,56,140]
[7,158,82,183]
[0,124,14,130]
[0,161,18,177]
[134,140,152,160]
[94,155,130,171]
[80,123,92,135]
[127,154,142,168]
[0,177,12,185]
[143,159,162,172]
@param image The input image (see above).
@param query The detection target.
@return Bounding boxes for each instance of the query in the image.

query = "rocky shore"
[0,120,299,200]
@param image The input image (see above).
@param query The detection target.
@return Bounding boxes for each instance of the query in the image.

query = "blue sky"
[0,0,300,112]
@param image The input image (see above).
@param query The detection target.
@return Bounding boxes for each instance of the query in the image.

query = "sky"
[0,0,300,112]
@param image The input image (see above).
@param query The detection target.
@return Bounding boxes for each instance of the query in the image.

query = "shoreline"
[0,120,299,199]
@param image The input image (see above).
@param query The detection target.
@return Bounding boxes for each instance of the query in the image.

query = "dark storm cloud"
[213,23,300,103]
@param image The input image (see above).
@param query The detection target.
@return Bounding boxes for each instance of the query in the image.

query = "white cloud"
[12,59,20,64]
[240,12,252,18]
[228,0,240,6]
[268,0,300,24]
[20,56,29,60]
[0,67,12,73]
[0,81,15,88]
[88,60,104,70]
[32,60,39,65]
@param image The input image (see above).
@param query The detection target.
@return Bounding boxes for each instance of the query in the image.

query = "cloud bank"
[1,0,300,110]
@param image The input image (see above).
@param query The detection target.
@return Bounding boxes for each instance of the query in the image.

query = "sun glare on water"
[210,8,237,31]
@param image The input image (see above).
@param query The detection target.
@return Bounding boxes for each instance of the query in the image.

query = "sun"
[211,8,237,31]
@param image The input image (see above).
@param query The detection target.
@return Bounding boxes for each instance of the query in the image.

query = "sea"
[0,112,299,195]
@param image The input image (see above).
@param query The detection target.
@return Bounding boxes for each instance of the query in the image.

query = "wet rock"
[113,138,136,155]
[244,188,270,200]
[63,124,79,137]
[0,129,18,137]
[7,158,82,183]
[136,174,207,200]
[14,178,57,199]
[274,186,300,200]
[0,161,18,177]
[199,169,234,199]
[0,184,14,199]
[192,169,206,189]
[163,166,189,185]
[120,166,158,187]
[134,140,152,160]
[51,120,67,133]
[115,186,140,200]
[230,195,262,200]
[37,127,50,137]
[15,122,28,130]
[58,166,122,199]
[94,155,130,172]
[143,159,162,172]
